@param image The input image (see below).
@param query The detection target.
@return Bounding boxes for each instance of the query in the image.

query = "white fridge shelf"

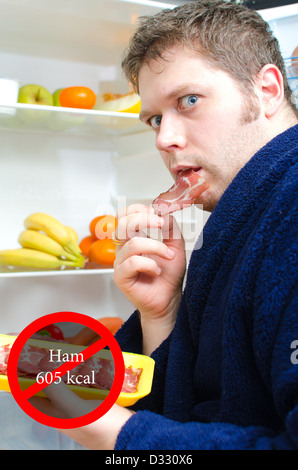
[0,267,114,278]
[0,103,147,137]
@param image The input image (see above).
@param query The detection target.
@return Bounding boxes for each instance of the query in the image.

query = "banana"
[63,225,86,263]
[0,248,84,270]
[24,213,82,257]
[18,230,78,262]
[65,225,79,243]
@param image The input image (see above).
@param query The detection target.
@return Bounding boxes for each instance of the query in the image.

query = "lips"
[152,168,209,215]
[171,165,202,177]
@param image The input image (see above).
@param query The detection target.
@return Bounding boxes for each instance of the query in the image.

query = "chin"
[201,202,215,213]
[195,189,217,213]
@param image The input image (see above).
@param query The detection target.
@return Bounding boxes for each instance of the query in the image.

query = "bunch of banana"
[0,212,86,271]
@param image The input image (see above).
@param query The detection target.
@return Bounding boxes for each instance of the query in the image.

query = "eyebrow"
[139,109,152,123]
[139,83,204,123]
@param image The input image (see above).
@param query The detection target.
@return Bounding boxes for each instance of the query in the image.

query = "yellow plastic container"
[0,334,155,407]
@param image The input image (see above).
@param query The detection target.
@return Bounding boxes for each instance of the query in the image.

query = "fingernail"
[167,248,175,258]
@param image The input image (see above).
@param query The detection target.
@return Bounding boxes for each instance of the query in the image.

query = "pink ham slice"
[121,366,143,393]
[77,356,115,390]
[17,344,48,376]
[152,169,208,215]
[0,342,143,394]
[0,344,12,374]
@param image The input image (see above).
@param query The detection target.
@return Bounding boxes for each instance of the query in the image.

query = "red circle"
[7,312,125,429]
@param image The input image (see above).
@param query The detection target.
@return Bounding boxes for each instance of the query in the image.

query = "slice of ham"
[18,344,48,376]
[0,342,143,394]
[0,344,12,374]
[78,356,115,390]
[152,169,209,215]
[121,365,143,393]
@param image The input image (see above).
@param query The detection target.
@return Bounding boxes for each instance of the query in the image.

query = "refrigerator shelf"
[0,103,147,138]
[0,267,114,278]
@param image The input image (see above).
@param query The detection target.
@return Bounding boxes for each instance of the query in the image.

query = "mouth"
[171,165,202,177]
[153,166,209,215]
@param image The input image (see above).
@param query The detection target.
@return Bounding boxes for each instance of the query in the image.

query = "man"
[33,0,298,449]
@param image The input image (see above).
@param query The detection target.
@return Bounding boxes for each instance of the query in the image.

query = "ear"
[256,64,284,118]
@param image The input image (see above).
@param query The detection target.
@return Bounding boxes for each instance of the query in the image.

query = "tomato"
[89,215,117,240]
[37,324,64,340]
[59,86,96,110]
[88,238,116,266]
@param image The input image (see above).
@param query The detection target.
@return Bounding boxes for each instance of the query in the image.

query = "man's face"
[139,46,268,212]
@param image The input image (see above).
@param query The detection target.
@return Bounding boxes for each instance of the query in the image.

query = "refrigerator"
[0,0,297,447]
[1,0,297,335]
[0,0,213,336]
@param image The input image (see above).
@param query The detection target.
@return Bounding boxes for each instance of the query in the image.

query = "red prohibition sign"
[7,312,125,429]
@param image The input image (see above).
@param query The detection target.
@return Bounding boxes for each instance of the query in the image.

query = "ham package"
[152,169,209,215]
[0,342,142,394]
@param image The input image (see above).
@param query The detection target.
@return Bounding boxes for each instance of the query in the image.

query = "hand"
[29,381,134,450]
[113,204,186,354]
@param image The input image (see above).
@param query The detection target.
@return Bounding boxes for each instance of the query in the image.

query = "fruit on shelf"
[79,235,96,257]
[18,84,53,106]
[37,324,65,340]
[59,86,96,109]
[24,212,83,259]
[89,215,118,240]
[53,88,63,106]
[0,248,82,270]
[18,229,79,261]
[79,215,118,266]
[67,316,124,345]
[65,225,79,243]
[0,213,86,271]
[88,239,116,266]
[99,316,124,335]
[95,92,141,113]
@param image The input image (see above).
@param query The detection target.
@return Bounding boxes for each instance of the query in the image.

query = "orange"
[99,317,124,335]
[89,215,117,240]
[79,235,96,257]
[59,86,96,110]
[88,238,116,266]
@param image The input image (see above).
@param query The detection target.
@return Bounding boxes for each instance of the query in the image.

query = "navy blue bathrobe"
[115,124,298,450]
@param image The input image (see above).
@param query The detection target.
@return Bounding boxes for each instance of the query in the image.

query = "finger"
[29,396,67,418]
[116,212,164,241]
[117,204,154,221]
[114,254,162,281]
[160,214,183,243]
[114,236,175,266]
[43,381,101,418]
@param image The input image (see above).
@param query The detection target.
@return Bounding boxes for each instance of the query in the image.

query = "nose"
[155,113,187,152]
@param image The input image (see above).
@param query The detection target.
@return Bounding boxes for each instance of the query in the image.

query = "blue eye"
[149,115,162,129]
[181,94,198,108]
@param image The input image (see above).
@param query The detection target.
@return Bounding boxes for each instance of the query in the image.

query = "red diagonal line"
[21,336,109,400]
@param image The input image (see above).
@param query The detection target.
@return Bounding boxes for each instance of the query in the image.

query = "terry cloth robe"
[115,124,298,450]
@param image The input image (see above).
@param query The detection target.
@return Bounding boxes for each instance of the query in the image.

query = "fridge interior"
[0,0,297,335]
